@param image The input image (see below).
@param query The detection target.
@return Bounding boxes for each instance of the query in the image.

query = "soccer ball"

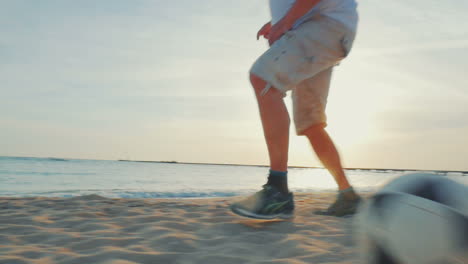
[355,173,468,264]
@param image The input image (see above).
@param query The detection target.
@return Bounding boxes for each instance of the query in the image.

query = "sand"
[0,193,360,264]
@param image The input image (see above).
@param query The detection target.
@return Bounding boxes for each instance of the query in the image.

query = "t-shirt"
[269,0,358,31]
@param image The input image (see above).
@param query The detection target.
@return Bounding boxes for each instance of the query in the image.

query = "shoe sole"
[314,210,355,217]
[230,205,294,220]
[314,198,362,217]
[314,206,359,217]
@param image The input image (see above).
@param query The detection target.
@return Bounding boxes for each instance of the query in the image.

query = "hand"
[257,22,271,40]
[268,20,291,46]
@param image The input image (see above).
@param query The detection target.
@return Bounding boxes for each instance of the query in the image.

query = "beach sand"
[0,193,361,264]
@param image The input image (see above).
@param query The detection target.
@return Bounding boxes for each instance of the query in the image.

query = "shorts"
[250,15,356,135]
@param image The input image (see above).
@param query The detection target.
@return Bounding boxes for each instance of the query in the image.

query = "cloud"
[374,95,468,134]
[1,0,468,169]
[357,39,468,58]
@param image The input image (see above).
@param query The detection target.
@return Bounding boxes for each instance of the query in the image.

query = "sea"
[1,156,467,198]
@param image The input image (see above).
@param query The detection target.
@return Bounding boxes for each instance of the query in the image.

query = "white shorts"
[250,15,356,134]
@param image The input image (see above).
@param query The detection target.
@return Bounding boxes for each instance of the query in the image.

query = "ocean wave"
[0,189,248,199]
[0,156,69,162]
[0,170,95,177]
[0,187,380,199]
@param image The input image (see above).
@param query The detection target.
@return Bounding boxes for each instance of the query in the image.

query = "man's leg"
[303,126,360,216]
[302,125,351,191]
[250,74,290,173]
[292,68,350,190]
[304,126,360,216]
[229,74,295,219]
[293,68,360,217]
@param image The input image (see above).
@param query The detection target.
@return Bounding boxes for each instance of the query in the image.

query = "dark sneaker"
[230,185,294,220]
[315,190,361,217]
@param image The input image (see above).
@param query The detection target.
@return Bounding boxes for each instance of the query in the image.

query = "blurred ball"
[355,173,468,264]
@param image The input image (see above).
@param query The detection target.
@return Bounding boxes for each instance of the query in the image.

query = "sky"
[1,0,468,171]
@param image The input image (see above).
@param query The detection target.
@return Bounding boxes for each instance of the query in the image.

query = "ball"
[355,173,468,264]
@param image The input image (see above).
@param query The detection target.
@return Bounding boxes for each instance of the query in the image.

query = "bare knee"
[249,73,267,94]
[302,123,327,141]
[249,73,285,100]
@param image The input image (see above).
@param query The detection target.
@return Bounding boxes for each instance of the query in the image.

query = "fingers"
[268,31,277,45]
[257,22,271,40]
[257,30,269,40]
[257,29,266,40]
[268,32,281,46]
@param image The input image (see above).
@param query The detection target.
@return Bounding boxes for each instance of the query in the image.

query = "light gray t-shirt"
[269,0,358,31]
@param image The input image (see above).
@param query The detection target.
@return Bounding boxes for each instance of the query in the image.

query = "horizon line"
[118,159,468,175]
[1,155,468,175]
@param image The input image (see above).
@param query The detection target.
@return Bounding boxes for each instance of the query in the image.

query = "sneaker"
[315,190,361,217]
[230,185,294,220]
